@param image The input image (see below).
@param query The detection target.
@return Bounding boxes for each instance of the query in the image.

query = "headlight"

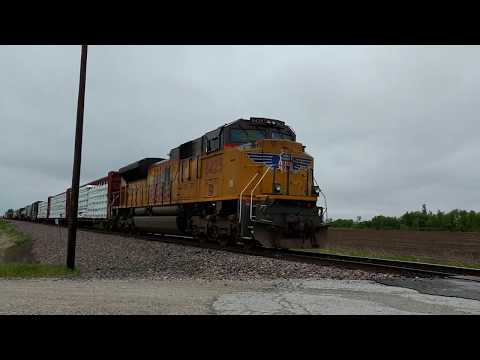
[313,186,320,195]
[273,183,281,193]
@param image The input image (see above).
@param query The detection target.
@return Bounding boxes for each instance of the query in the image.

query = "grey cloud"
[1,45,479,220]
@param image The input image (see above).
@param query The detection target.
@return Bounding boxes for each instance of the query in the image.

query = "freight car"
[36,171,121,225]
[14,208,25,220]
[72,171,121,226]
[10,117,328,249]
[25,201,41,221]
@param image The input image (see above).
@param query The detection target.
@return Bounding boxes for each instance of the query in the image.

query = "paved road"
[1,278,479,314]
[378,277,480,301]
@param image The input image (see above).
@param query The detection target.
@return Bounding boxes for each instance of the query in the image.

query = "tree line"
[330,205,480,232]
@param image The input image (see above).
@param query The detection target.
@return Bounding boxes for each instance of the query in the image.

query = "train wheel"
[206,225,218,243]
[217,235,230,247]
[198,233,207,244]
[128,224,136,235]
[243,238,256,250]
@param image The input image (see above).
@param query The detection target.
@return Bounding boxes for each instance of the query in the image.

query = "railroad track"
[77,226,480,279]
[15,221,480,280]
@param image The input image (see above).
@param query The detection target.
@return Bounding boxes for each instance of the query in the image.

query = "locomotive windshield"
[230,129,267,143]
[229,128,294,144]
[272,131,293,140]
[224,118,296,146]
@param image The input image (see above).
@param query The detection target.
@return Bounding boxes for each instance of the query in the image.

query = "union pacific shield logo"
[247,153,312,171]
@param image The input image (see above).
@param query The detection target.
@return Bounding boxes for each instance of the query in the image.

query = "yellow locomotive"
[113,117,328,249]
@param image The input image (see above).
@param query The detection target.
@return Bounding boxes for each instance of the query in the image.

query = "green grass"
[0,219,31,246]
[0,220,80,278]
[0,263,79,278]
[298,247,480,270]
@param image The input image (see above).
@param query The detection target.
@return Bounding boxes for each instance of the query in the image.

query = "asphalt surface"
[1,278,479,315]
[378,277,480,301]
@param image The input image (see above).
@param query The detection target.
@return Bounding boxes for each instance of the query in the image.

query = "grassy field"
[0,263,78,278]
[0,219,79,278]
[300,247,480,270]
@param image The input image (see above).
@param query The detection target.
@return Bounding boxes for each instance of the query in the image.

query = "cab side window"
[207,137,220,153]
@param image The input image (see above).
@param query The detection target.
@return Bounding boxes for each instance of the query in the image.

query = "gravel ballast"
[10,221,402,281]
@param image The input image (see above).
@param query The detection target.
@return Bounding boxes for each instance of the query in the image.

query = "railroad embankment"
[10,221,397,281]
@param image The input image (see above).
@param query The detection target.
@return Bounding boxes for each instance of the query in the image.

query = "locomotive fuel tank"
[133,206,184,233]
[133,215,186,234]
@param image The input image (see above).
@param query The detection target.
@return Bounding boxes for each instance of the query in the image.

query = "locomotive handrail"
[238,172,260,224]
[250,167,271,220]
[110,191,120,207]
[313,175,328,223]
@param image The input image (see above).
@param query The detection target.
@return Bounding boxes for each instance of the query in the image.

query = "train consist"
[5,117,328,249]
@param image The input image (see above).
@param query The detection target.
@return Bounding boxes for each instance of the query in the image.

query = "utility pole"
[67,45,88,270]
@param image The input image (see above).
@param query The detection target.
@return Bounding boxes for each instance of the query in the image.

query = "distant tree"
[370,215,401,230]
[329,206,480,232]
[330,219,354,228]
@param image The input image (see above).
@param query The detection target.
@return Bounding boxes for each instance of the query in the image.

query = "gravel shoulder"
[10,221,401,281]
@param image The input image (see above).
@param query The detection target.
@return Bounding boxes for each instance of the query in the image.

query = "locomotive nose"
[251,201,327,249]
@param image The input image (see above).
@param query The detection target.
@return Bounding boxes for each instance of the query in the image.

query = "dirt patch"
[0,234,14,262]
[324,228,480,265]
[3,241,35,263]
[0,227,34,264]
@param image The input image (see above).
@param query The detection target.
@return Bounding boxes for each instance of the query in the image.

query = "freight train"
[5,117,328,249]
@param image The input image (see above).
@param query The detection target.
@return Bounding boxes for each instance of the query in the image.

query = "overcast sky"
[1,45,479,219]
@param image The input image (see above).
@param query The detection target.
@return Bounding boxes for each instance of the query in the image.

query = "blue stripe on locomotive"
[247,153,312,170]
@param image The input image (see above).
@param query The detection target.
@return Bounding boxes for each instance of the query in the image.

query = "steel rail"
[128,232,480,278]
[284,249,480,278]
